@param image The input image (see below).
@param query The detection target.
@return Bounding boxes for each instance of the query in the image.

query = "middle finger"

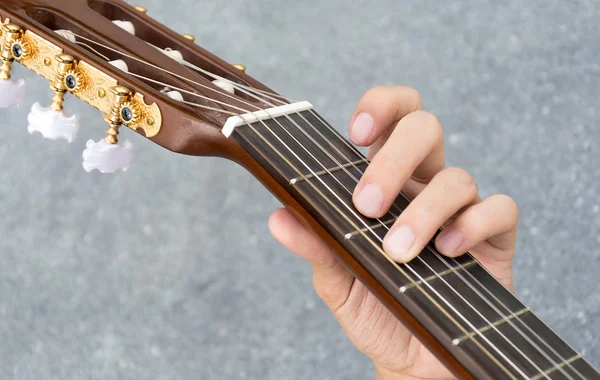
[382,167,479,262]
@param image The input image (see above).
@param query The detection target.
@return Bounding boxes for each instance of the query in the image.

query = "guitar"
[0,1,598,378]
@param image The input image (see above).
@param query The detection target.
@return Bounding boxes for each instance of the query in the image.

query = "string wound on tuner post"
[27,54,81,143]
[82,86,135,174]
[0,24,27,108]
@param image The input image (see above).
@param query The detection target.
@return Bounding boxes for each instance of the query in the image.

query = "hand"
[268,86,519,380]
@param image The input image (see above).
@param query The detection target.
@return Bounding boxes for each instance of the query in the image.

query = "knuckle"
[406,110,444,141]
[402,86,423,111]
[441,167,477,194]
[492,194,520,225]
[462,211,488,237]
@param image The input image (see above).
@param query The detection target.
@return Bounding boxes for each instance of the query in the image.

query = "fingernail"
[350,113,374,144]
[436,228,463,254]
[354,184,384,216]
[383,226,415,261]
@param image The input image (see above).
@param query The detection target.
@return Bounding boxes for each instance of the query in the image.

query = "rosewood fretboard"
[231,109,599,380]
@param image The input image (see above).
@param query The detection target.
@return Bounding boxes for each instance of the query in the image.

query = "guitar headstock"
[0,0,284,173]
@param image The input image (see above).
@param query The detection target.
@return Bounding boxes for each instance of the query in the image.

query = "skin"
[268,86,519,380]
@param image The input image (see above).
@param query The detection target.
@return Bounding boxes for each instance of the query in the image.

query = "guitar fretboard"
[231,108,599,380]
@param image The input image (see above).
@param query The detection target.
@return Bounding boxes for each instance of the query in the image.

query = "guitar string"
[64,33,541,378]
[68,32,272,112]
[266,107,574,378]
[255,94,582,379]
[174,65,539,375]
[73,27,594,378]
[209,81,580,377]
[73,41,243,117]
[270,114,563,378]
[251,112,548,378]
[67,33,529,377]
[204,70,556,376]
[183,68,571,376]
[234,118,519,379]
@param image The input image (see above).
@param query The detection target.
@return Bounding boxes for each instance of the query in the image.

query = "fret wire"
[270,110,548,378]
[421,245,564,378]
[239,116,520,379]
[449,255,589,379]
[286,110,585,379]
[454,308,531,345]
[531,355,583,380]
[344,218,396,240]
[400,260,479,293]
[290,158,368,185]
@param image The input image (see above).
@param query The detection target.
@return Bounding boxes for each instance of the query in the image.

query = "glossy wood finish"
[2,1,599,379]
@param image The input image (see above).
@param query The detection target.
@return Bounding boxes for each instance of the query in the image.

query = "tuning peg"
[182,34,196,42]
[232,64,247,73]
[27,54,81,142]
[82,86,135,174]
[0,24,28,108]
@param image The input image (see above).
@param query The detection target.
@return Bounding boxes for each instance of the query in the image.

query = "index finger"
[349,86,422,148]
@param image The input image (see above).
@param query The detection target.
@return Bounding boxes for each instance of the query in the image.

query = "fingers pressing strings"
[61,28,576,378]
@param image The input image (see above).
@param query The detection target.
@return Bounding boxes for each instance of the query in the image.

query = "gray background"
[0,0,598,379]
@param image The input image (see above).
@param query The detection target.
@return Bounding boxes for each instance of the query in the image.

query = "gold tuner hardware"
[182,34,196,42]
[49,54,76,112]
[0,24,24,80]
[134,6,148,13]
[105,86,133,144]
[232,63,247,73]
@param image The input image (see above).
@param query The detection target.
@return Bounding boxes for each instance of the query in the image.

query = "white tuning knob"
[212,79,235,94]
[27,102,79,143]
[82,139,134,174]
[0,78,27,108]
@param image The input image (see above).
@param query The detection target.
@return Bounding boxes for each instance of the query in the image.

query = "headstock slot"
[86,0,277,106]
[26,8,211,109]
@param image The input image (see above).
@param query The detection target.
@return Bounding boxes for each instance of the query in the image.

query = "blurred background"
[0,0,599,379]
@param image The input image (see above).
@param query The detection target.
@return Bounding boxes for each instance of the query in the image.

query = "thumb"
[268,208,355,313]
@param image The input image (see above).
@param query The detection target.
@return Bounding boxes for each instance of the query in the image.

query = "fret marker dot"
[344,233,352,240]
[399,286,407,293]
[290,178,297,185]
[452,339,460,346]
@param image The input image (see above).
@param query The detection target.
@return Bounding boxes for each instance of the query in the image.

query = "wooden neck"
[230,108,599,380]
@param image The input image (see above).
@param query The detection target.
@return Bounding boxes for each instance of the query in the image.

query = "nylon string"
[58,30,580,379]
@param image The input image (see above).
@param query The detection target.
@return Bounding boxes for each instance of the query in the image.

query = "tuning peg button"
[82,139,133,173]
[0,78,26,108]
[27,102,79,143]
